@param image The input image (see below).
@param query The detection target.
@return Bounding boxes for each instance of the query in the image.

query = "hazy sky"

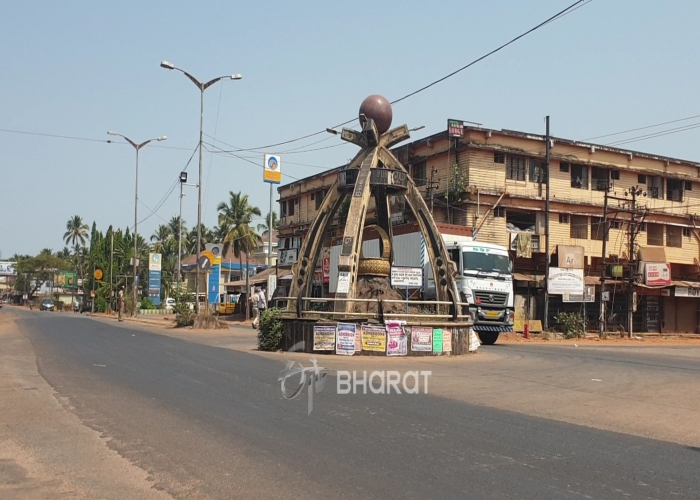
[2,0,699,257]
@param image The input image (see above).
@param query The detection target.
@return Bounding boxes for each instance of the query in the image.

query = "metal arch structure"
[287,118,459,318]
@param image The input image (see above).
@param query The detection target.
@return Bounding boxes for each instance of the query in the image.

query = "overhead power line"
[219,0,590,152]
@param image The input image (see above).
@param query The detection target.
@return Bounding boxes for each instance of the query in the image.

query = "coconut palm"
[217,191,262,277]
[64,215,89,248]
[257,211,279,236]
[151,224,172,254]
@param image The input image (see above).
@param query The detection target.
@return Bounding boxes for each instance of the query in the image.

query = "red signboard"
[322,257,330,284]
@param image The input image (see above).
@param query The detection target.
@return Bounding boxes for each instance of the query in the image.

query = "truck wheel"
[477,331,499,345]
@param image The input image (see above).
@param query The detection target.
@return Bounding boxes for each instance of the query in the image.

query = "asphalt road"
[15,310,700,499]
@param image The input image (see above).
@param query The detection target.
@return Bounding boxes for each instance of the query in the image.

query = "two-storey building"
[278,122,700,333]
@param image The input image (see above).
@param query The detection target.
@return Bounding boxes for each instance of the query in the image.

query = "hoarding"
[0,262,16,276]
[644,262,671,287]
[547,267,584,295]
[390,266,423,288]
[263,154,281,184]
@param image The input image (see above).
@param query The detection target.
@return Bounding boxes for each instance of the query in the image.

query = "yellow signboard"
[94,269,103,280]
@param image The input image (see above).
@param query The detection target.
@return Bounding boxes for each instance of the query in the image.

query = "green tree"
[257,211,279,236]
[217,191,262,277]
[64,215,89,248]
[15,253,71,298]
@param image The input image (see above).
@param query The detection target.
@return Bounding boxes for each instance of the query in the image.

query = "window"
[280,200,287,217]
[591,167,610,191]
[648,176,663,199]
[315,189,327,210]
[685,181,693,191]
[559,213,569,224]
[288,198,296,216]
[529,159,547,183]
[506,156,526,181]
[647,223,664,246]
[571,164,589,189]
[611,220,622,229]
[610,170,620,180]
[570,215,588,239]
[638,174,647,184]
[560,162,570,173]
[666,226,682,248]
[506,210,536,232]
[667,179,683,202]
[639,223,647,232]
[494,207,506,218]
[683,227,692,237]
[448,248,461,268]
[494,152,505,164]
[591,217,609,241]
[411,161,427,187]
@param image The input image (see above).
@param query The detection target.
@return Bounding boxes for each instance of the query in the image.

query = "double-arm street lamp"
[107,131,167,315]
[160,60,241,313]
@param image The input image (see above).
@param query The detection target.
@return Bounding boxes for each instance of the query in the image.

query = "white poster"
[390,266,423,287]
[336,323,356,355]
[336,272,350,294]
[547,267,584,295]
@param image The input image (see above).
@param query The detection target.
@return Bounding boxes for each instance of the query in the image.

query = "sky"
[1,0,699,257]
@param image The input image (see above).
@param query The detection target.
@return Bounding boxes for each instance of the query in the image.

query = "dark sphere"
[359,95,393,135]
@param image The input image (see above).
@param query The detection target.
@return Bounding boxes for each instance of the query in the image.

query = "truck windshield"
[463,252,511,274]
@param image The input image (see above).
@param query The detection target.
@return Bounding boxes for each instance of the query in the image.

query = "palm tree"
[257,211,279,236]
[64,215,89,248]
[39,248,53,256]
[217,191,262,277]
[151,224,172,254]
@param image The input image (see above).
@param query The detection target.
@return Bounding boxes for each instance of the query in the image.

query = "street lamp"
[107,131,167,315]
[160,60,242,313]
[178,171,198,291]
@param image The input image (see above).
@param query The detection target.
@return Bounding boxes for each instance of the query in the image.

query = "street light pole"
[107,131,167,316]
[178,171,197,292]
[160,60,241,315]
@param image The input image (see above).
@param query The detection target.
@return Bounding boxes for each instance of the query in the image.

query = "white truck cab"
[425,237,514,344]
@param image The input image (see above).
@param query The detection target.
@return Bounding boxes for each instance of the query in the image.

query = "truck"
[329,230,514,345]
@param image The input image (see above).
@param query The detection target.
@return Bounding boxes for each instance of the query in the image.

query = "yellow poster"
[361,325,386,352]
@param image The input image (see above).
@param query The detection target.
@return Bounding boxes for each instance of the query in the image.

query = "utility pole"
[109,230,114,312]
[427,167,439,213]
[623,185,647,338]
[543,116,551,331]
[599,187,610,338]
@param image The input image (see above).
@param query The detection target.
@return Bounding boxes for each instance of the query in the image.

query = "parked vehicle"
[330,231,514,345]
[40,298,55,312]
[164,297,176,311]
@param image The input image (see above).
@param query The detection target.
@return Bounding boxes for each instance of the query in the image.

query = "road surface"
[3,308,699,499]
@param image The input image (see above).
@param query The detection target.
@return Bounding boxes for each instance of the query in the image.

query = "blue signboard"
[208,263,220,304]
[148,269,161,306]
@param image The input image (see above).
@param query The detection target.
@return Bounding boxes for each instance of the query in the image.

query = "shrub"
[95,296,107,313]
[140,297,157,310]
[556,312,586,339]
[258,307,284,351]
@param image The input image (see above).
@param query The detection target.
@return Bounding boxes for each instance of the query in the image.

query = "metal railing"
[276,296,475,323]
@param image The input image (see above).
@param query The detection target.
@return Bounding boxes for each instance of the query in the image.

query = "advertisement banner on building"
[313,325,336,351]
[674,286,700,297]
[547,267,584,295]
[361,325,386,352]
[447,119,464,138]
[386,321,407,356]
[0,262,16,276]
[410,326,433,352]
[644,262,671,287]
[279,249,297,265]
[336,323,356,355]
[263,154,282,184]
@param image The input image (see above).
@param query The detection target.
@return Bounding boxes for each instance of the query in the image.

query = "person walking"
[117,286,125,322]
[252,286,267,329]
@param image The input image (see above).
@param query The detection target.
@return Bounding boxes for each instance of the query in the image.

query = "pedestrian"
[117,286,125,322]
[252,286,267,329]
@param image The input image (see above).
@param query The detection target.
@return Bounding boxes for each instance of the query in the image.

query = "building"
[278,122,700,333]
